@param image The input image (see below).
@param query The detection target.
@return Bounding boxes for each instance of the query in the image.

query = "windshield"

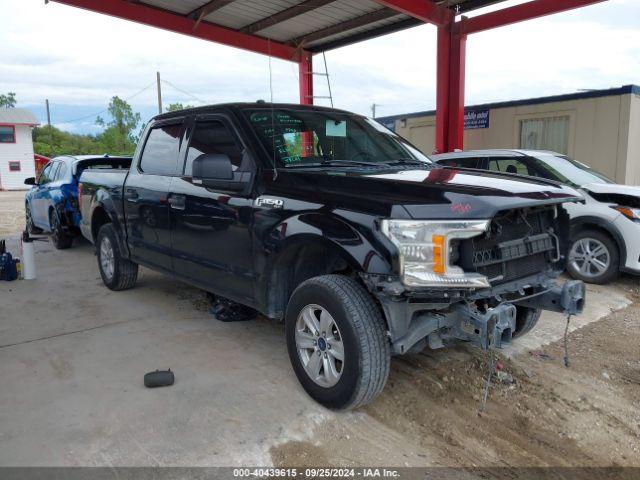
[244,108,431,168]
[533,154,613,187]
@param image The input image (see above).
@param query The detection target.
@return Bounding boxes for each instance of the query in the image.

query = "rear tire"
[97,223,138,291]
[49,209,73,249]
[567,229,619,284]
[512,307,541,339]
[285,274,390,410]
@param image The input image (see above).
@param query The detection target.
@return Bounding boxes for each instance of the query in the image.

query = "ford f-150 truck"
[78,103,585,410]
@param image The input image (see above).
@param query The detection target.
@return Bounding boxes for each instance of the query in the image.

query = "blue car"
[24,155,131,249]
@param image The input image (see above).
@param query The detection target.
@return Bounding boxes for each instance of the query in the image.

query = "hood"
[272,166,582,220]
[582,182,640,197]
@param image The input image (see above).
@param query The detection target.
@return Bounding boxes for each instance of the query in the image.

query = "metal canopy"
[49,0,607,152]
[61,0,509,55]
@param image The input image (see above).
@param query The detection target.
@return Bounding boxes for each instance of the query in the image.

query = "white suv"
[431,149,640,284]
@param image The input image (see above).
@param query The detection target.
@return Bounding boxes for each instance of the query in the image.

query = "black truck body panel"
[79,103,584,353]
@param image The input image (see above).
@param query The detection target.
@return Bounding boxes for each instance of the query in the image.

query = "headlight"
[381,219,491,288]
[613,206,640,222]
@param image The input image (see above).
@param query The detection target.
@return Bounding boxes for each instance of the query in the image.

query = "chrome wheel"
[295,304,344,388]
[100,236,115,281]
[569,238,610,279]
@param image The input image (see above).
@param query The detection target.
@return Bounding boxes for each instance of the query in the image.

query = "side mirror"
[192,154,234,181]
[24,177,36,186]
[191,154,252,193]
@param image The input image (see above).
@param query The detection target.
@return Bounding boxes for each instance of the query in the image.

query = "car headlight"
[613,206,640,222]
[381,219,491,288]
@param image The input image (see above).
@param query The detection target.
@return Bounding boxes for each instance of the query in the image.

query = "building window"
[9,161,21,172]
[519,116,570,154]
[0,125,16,143]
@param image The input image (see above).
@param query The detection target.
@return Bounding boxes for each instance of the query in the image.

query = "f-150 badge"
[255,197,284,209]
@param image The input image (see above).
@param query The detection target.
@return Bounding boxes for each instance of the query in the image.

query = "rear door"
[169,114,257,305]
[124,119,185,272]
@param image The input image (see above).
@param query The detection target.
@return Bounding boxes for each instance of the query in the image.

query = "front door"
[124,120,184,272]
[169,116,256,305]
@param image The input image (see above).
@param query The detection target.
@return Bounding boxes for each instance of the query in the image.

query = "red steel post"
[447,30,467,152]
[435,24,451,153]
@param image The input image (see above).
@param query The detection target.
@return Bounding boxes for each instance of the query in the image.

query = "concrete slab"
[0,235,633,466]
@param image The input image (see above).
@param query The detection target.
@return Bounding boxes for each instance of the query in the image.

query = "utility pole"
[45,99,51,126]
[371,103,381,118]
[156,71,163,114]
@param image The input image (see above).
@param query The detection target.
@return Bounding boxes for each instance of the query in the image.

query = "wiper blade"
[320,159,381,167]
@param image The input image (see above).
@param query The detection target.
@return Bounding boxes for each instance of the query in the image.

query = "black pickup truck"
[78,103,585,409]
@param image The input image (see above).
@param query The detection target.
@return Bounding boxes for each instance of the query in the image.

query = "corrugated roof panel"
[203,0,300,30]
[140,0,202,16]
[258,0,386,42]
[304,13,408,48]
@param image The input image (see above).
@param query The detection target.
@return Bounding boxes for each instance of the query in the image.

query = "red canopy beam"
[48,0,301,62]
[372,0,453,26]
[457,0,607,35]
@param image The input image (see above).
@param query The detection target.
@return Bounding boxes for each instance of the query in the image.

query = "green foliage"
[33,96,141,157]
[0,92,17,108]
[33,125,105,158]
[166,102,193,112]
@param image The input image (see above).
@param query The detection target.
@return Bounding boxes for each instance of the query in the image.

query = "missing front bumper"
[385,279,586,354]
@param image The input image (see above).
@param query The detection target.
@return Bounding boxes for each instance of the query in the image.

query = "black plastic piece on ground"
[144,369,174,388]
[208,296,255,322]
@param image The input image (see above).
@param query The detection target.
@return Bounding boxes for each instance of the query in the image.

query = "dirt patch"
[271,300,640,467]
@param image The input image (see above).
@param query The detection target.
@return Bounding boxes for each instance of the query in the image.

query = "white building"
[0,108,38,190]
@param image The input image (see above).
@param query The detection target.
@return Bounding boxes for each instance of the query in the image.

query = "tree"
[33,125,106,157]
[0,92,17,108]
[166,102,193,112]
[96,96,141,155]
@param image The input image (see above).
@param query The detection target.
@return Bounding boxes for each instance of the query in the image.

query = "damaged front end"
[368,205,586,355]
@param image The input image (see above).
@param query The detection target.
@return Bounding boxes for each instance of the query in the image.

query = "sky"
[0,0,638,135]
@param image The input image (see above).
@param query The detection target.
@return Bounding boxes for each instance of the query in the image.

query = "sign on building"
[464,109,490,130]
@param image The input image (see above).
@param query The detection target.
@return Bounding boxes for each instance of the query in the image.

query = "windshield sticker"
[326,120,346,137]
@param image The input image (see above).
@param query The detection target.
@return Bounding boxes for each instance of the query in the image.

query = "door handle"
[168,194,186,210]
[124,188,139,202]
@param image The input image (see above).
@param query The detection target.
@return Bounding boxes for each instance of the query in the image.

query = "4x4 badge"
[255,197,284,209]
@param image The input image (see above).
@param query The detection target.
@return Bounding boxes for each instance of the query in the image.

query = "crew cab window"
[488,158,530,176]
[139,123,182,176]
[184,120,247,176]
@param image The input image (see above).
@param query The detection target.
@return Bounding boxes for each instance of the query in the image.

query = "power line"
[161,79,208,105]
[59,80,156,124]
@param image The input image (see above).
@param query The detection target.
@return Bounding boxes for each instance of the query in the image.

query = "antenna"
[267,39,278,181]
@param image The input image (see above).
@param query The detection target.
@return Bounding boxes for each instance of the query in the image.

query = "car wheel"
[512,307,541,339]
[285,274,390,410]
[567,229,619,284]
[25,203,42,234]
[97,223,138,291]
[49,209,73,249]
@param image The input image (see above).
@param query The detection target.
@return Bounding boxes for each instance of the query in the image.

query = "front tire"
[567,229,619,284]
[49,209,73,249]
[97,223,138,291]
[285,275,390,410]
